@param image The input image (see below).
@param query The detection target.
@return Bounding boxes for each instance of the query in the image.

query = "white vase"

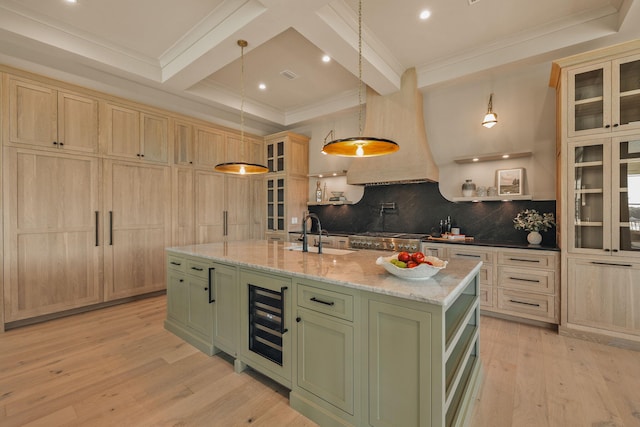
[527,231,542,245]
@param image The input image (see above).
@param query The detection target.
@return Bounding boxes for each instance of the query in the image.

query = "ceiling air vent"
[468,0,480,4]
[280,69,299,80]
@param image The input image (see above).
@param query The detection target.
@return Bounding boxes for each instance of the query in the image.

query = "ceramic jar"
[461,179,476,197]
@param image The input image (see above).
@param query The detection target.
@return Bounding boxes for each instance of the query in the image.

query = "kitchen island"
[165,240,482,427]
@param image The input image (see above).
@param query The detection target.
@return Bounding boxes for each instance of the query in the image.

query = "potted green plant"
[513,209,556,245]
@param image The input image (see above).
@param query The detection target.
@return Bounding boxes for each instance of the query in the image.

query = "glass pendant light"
[481,93,498,128]
[321,0,399,157]
[215,40,269,175]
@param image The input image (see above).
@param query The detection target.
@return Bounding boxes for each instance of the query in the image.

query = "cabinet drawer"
[168,254,186,273]
[297,284,353,321]
[498,251,557,269]
[421,244,447,259]
[498,267,556,294]
[448,248,495,264]
[479,286,494,308]
[186,258,212,279]
[497,289,556,322]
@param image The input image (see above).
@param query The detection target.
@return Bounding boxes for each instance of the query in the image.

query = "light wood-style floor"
[1,296,639,427]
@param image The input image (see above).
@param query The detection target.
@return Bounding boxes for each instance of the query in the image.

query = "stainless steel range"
[348,232,427,252]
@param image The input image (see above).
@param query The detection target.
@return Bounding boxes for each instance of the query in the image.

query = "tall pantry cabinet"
[550,40,640,347]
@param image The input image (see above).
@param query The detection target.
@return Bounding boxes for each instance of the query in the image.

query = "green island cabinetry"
[164,253,238,356]
[165,242,482,427]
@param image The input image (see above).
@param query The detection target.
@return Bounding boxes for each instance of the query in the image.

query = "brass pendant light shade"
[214,40,269,175]
[214,162,269,174]
[322,136,399,157]
[321,0,399,158]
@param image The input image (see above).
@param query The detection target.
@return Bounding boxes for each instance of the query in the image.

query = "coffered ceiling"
[0,0,637,133]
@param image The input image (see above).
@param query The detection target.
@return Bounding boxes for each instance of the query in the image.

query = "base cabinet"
[565,257,640,340]
[164,254,238,356]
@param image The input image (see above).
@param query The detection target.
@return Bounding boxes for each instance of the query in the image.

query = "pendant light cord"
[358,0,363,137]
[240,41,246,156]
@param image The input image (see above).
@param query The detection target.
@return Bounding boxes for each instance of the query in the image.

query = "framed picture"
[497,168,523,196]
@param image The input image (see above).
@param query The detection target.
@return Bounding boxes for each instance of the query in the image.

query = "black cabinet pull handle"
[109,211,113,245]
[605,124,611,128]
[590,261,633,267]
[95,211,99,246]
[280,286,288,334]
[613,123,619,127]
[296,317,301,323]
[208,267,216,303]
[59,142,64,146]
[179,279,184,283]
[310,297,335,306]
[612,249,619,252]
[52,141,58,145]
[604,248,611,252]
[508,276,541,283]
[191,266,204,271]
[455,253,481,258]
[508,257,540,263]
[509,299,541,307]
[170,261,182,266]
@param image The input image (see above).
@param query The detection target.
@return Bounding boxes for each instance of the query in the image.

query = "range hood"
[346,68,439,185]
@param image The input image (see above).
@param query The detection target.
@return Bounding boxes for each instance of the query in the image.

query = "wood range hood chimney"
[346,67,439,185]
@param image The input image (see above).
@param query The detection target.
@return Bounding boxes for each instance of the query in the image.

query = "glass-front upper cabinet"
[266,140,285,173]
[614,136,640,255]
[568,136,640,258]
[567,54,640,137]
[569,140,608,253]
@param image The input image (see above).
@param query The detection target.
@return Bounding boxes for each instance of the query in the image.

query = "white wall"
[296,58,558,202]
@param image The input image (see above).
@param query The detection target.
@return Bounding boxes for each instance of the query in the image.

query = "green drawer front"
[297,284,353,321]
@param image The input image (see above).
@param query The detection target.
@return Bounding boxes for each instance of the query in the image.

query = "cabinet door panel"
[195,171,225,243]
[297,308,354,414]
[212,263,238,355]
[4,149,101,321]
[167,272,188,326]
[9,77,57,147]
[172,167,195,246]
[58,92,99,153]
[141,113,168,163]
[195,127,225,167]
[103,103,140,159]
[368,300,432,427]
[567,258,640,336]
[226,175,251,241]
[104,161,170,301]
[187,276,213,341]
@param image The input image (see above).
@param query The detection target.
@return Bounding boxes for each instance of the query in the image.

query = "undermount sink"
[284,245,355,255]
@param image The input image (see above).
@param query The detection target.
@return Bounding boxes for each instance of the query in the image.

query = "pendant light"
[321,0,399,157]
[481,93,498,128]
[215,40,269,175]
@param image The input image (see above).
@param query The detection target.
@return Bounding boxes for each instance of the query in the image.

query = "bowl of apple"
[376,251,447,280]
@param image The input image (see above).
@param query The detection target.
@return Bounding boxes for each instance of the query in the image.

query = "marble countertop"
[167,240,481,307]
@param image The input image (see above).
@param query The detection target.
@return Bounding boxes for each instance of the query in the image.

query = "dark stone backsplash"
[308,182,557,247]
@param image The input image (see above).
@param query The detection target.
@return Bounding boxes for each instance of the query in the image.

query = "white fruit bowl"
[376,253,447,280]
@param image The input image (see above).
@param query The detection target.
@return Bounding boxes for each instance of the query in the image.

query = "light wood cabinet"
[2,148,102,322]
[551,40,640,346]
[421,242,560,323]
[100,102,169,163]
[264,132,309,240]
[6,75,98,153]
[103,160,171,301]
[173,168,254,245]
[566,257,640,338]
[565,52,640,138]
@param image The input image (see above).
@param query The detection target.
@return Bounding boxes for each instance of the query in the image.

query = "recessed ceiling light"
[419,10,431,20]
[258,83,266,90]
[502,154,510,159]
[472,157,479,162]
[322,55,331,63]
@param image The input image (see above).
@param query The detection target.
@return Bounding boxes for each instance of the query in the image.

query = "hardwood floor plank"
[2,296,639,427]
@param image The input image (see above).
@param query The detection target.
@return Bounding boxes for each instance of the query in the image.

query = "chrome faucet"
[302,212,322,254]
